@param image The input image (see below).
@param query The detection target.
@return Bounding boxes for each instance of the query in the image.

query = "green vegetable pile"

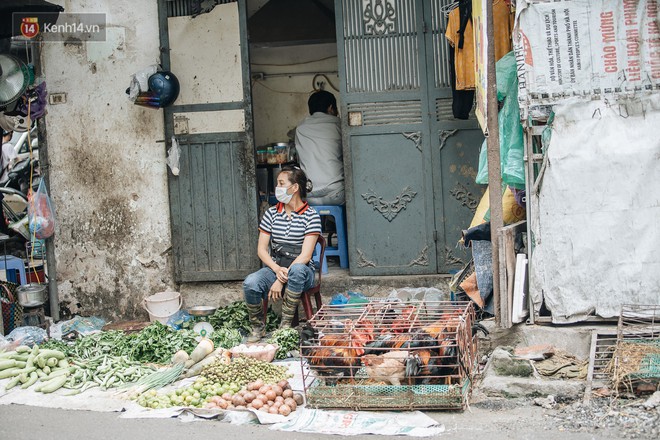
[209,328,243,349]
[201,356,290,387]
[208,301,280,334]
[267,328,300,360]
[42,322,199,365]
[127,323,198,364]
[1,346,155,395]
[66,355,156,393]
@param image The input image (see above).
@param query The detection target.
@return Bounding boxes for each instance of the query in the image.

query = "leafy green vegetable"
[208,301,280,334]
[210,328,243,349]
[267,328,300,360]
[52,322,198,365]
[127,322,198,364]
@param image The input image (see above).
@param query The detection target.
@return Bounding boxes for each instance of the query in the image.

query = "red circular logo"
[20,18,40,39]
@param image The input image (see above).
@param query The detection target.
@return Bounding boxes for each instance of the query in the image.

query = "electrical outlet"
[49,93,67,105]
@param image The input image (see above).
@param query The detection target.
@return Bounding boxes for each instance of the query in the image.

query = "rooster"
[361,350,410,386]
[300,323,368,385]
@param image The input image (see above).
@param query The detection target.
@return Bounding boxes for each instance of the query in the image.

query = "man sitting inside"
[295,90,344,206]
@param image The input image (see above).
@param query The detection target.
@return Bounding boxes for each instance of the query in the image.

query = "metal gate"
[336,0,484,275]
[158,0,260,282]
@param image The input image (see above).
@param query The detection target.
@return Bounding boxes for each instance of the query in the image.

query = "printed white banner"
[515,0,660,107]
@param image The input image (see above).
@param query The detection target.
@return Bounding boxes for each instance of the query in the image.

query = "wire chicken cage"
[299,300,479,410]
[610,304,660,394]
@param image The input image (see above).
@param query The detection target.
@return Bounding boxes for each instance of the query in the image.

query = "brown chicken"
[362,351,410,386]
[301,325,369,384]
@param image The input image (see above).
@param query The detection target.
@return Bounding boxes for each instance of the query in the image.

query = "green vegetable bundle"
[208,301,281,334]
[42,322,199,365]
[267,328,300,360]
[210,328,243,349]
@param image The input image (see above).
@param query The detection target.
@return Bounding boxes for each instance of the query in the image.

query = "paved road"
[0,403,621,440]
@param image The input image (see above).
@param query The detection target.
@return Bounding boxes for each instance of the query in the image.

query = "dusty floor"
[1,393,657,439]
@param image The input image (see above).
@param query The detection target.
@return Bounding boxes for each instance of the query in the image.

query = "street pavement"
[0,402,623,440]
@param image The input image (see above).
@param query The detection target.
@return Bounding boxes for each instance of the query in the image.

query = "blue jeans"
[243,264,315,305]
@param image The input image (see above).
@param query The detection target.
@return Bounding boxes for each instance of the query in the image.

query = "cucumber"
[0,360,17,370]
[40,375,68,394]
[21,372,39,389]
[5,375,21,390]
[0,368,20,379]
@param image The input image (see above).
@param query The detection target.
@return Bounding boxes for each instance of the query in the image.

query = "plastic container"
[142,290,182,324]
[256,150,267,164]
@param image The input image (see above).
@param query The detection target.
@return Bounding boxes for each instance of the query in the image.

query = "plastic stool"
[0,255,27,285]
[310,205,348,274]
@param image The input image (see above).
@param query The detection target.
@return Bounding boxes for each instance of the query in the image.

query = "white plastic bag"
[167,136,180,176]
[128,64,158,101]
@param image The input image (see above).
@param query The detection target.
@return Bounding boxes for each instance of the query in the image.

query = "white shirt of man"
[295,112,344,205]
[0,140,17,182]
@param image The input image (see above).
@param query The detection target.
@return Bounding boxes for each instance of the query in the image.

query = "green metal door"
[424,0,486,273]
[158,0,260,282]
[336,0,483,275]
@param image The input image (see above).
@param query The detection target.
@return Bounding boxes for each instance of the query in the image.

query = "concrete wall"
[42,0,174,320]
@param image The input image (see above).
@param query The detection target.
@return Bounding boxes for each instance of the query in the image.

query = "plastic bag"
[166,309,192,330]
[127,64,158,101]
[475,51,525,189]
[7,326,47,346]
[58,316,106,336]
[28,179,56,239]
[329,291,368,307]
[167,136,180,176]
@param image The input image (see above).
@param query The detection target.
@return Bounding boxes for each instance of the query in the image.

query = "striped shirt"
[259,202,322,247]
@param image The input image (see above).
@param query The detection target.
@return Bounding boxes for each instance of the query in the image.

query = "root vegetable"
[232,395,246,407]
[222,392,233,401]
[278,404,292,416]
[277,380,289,389]
[272,385,283,396]
[293,393,304,405]
[256,393,267,402]
[284,398,297,410]
[268,406,279,414]
[251,399,264,409]
[244,392,256,403]
[282,389,294,399]
[265,390,277,401]
[259,385,270,394]
[275,396,284,403]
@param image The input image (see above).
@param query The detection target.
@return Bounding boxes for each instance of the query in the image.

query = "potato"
[278,404,292,416]
[282,389,294,399]
[272,385,284,396]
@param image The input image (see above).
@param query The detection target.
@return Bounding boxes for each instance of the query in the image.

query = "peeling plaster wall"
[42,1,174,320]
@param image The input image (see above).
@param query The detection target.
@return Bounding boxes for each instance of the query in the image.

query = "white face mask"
[275,186,294,204]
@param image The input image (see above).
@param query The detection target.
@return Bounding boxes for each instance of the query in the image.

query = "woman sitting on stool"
[243,166,321,342]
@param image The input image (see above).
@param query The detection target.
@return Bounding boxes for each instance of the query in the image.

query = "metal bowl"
[188,305,217,317]
[17,283,47,307]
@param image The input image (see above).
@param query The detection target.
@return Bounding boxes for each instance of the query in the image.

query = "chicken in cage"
[300,301,487,388]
